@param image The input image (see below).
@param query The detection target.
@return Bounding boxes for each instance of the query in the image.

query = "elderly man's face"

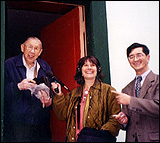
[21,38,43,68]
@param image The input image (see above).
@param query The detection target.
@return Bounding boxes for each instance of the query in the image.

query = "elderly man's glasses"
[24,44,41,53]
[128,53,145,61]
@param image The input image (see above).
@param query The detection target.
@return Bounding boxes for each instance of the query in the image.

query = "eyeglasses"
[128,53,145,60]
[24,44,41,53]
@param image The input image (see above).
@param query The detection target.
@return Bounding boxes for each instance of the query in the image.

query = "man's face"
[128,47,150,73]
[21,38,43,67]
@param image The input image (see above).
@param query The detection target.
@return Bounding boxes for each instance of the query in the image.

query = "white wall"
[105,1,159,142]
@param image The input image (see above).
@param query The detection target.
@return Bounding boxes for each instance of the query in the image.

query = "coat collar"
[139,70,156,98]
[125,71,156,98]
[15,53,48,71]
[73,80,101,98]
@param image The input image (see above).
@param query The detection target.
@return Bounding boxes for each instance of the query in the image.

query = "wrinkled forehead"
[25,38,42,47]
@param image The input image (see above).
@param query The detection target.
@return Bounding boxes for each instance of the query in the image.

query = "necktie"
[135,76,142,97]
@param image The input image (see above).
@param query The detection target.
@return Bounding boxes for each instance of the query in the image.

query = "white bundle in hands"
[29,83,50,99]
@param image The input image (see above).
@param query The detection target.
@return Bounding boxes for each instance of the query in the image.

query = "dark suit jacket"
[4,53,52,125]
[122,71,159,142]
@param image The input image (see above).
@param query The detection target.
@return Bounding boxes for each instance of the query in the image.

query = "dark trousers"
[3,123,52,142]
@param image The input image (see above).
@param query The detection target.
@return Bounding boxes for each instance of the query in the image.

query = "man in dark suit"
[4,37,53,142]
[112,43,159,142]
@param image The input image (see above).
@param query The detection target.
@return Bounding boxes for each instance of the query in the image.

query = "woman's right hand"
[51,82,62,95]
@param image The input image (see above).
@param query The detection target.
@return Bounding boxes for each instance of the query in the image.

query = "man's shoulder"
[37,58,51,68]
[145,70,159,84]
[5,54,21,65]
[148,70,159,78]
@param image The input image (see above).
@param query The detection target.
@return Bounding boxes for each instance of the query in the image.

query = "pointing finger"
[111,90,121,95]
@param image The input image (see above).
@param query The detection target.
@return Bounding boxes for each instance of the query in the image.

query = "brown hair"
[74,55,104,85]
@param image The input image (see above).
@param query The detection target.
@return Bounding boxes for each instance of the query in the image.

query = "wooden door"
[41,6,86,142]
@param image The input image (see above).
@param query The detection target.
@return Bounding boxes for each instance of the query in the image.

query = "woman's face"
[81,59,97,81]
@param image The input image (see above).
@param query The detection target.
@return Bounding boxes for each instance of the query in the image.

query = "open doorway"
[5,1,85,59]
[5,1,86,142]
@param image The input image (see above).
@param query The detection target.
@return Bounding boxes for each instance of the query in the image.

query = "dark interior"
[5,1,78,60]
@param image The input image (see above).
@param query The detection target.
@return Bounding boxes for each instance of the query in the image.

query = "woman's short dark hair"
[74,55,104,85]
[127,43,150,57]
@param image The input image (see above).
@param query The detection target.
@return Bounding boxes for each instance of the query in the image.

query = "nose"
[88,65,91,69]
[30,48,35,53]
[134,56,139,61]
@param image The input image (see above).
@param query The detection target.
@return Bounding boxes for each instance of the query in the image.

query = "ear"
[38,48,43,56]
[21,44,25,52]
[147,54,150,62]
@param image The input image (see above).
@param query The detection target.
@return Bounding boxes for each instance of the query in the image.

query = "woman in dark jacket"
[51,55,121,142]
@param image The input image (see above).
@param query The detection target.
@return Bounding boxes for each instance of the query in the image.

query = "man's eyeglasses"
[24,44,41,53]
[128,53,145,61]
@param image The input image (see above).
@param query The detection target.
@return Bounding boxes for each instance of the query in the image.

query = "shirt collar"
[136,69,151,79]
[136,69,151,85]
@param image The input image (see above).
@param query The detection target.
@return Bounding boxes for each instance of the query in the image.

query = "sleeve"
[4,61,25,101]
[124,79,159,118]
[101,86,121,137]
[52,92,70,121]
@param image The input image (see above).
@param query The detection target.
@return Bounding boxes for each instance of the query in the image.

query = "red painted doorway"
[41,6,86,142]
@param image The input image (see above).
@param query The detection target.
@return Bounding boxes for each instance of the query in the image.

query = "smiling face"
[21,38,43,68]
[128,47,150,75]
[81,59,97,81]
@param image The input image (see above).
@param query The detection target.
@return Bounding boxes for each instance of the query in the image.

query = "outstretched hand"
[111,90,131,105]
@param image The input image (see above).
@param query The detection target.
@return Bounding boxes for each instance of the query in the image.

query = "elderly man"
[4,37,53,142]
